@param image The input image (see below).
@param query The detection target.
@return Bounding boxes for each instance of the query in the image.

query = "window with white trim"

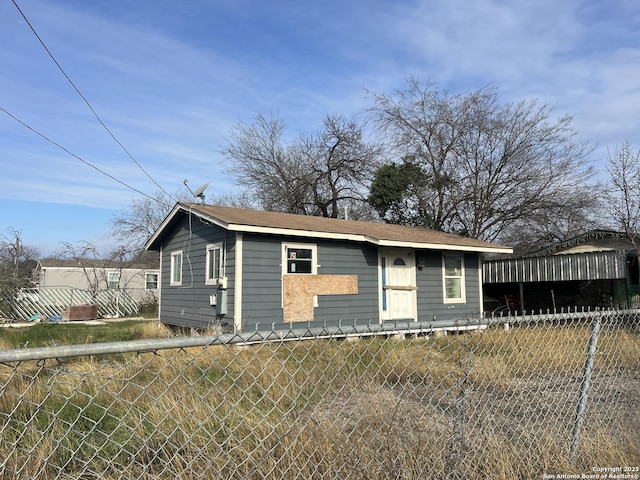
[283,244,317,274]
[443,253,465,303]
[108,271,120,289]
[205,243,223,285]
[170,250,183,286]
[145,272,158,290]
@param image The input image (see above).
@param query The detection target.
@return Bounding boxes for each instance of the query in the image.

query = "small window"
[108,271,120,289]
[286,247,313,274]
[206,243,223,285]
[443,254,465,303]
[145,272,158,290]
[171,251,183,286]
[283,244,317,275]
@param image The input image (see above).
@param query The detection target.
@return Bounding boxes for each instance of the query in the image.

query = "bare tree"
[0,229,39,317]
[497,193,602,256]
[222,113,381,218]
[54,241,109,295]
[367,78,597,246]
[604,141,640,251]
[367,79,472,232]
[109,191,177,256]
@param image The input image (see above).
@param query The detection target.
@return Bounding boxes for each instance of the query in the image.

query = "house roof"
[145,202,513,254]
[37,259,159,270]
[523,229,634,257]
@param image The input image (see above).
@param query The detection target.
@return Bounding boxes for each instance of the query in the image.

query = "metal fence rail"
[0,311,638,479]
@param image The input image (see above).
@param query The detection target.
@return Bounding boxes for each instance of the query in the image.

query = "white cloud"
[1,0,640,250]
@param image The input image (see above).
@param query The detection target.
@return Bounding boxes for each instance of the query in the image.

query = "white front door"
[380,250,417,321]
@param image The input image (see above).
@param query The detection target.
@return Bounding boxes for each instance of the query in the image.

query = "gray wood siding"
[159,215,235,330]
[416,251,482,322]
[239,235,381,330]
[239,234,284,328]
[314,241,379,323]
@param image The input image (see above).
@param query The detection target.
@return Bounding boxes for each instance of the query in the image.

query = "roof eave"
[230,225,512,253]
[374,239,513,253]
[226,224,366,242]
[145,203,231,250]
[145,203,512,254]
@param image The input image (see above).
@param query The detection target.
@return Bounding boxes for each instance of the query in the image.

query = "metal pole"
[0,318,486,363]
[569,312,602,460]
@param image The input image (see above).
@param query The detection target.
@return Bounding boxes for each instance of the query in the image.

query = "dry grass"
[0,321,638,479]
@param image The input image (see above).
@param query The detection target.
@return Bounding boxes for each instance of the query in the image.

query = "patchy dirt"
[296,368,640,478]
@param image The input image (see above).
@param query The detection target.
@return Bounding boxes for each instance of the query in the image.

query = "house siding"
[416,251,482,322]
[159,215,235,330]
[239,234,283,328]
[38,266,158,302]
[239,235,380,330]
[314,241,379,324]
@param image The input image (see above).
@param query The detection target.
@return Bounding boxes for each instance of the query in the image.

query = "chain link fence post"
[569,311,602,461]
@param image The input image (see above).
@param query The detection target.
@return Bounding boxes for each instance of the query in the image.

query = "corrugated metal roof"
[523,229,631,257]
[483,250,627,284]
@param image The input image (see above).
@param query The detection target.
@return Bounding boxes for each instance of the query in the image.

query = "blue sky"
[1,0,639,257]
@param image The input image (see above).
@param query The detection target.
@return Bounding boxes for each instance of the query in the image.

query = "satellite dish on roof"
[183,179,210,205]
[193,182,210,198]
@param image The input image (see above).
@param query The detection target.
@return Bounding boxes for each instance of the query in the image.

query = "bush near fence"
[0,311,638,479]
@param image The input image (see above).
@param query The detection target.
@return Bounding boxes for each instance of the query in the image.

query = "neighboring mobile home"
[35,259,159,303]
[145,203,512,331]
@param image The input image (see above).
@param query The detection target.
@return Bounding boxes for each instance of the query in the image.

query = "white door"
[381,250,417,321]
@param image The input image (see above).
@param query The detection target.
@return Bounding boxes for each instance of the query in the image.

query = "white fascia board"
[227,224,512,254]
[225,224,366,242]
[371,239,513,254]
[190,211,230,230]
[144,203,183,250]
[145,204,231,250]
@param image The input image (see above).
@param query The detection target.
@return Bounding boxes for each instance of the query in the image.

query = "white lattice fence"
[10,287,138,321]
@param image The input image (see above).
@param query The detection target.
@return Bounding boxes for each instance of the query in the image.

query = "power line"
[0,106,171,207]
[11,0,176,201]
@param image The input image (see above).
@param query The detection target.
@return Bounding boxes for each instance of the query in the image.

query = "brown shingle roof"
[158,203,511,253]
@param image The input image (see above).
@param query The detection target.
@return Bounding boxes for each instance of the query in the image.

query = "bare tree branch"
[367,78,598,248]
[222,113,382,218]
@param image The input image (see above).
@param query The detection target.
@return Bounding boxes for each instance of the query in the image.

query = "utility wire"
[11,0,176,201]
[1,106,171,207]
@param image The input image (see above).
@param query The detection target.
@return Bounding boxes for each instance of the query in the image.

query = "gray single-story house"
[145,203,512,331]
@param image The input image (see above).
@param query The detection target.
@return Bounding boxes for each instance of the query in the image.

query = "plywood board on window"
[283,275,358,322]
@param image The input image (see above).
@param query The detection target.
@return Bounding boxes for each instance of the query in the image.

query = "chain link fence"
[0,311,638,479]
